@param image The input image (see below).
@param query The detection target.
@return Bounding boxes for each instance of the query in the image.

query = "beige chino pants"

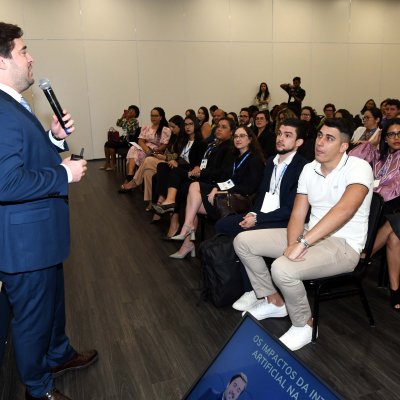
[233,228,360,326]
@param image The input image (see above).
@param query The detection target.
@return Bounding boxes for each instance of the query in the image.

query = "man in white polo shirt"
[233,118,374,351]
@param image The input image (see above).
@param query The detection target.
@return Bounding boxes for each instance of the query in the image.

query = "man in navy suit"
[0,22,97,400]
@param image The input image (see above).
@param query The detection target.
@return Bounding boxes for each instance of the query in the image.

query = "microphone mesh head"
[38,78,51,90]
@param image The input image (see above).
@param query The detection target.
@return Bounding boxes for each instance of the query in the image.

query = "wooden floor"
[1,160,400,400]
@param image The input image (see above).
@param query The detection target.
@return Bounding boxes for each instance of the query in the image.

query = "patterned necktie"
[20,96,32,113]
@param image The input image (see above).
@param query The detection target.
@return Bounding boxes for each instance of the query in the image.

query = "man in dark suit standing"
[0,22,97,400]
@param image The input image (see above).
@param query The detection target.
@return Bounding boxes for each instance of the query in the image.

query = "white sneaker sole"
[243,306,288,320]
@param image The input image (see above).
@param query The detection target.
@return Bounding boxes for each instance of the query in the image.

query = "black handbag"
[198,234,244,307]
[214,193,252,219]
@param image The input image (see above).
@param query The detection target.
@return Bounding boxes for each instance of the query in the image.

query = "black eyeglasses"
[386,131,400,139]
[233,133,248,139]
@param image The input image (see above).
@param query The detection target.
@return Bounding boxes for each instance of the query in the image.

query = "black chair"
[305,192,384,342]
[116,147,129,176]
[377,250,389,288]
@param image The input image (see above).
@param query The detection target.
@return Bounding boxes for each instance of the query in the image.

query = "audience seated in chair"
[274,107,298,136]
[316,103,336,130]
[216,119,307,304]
[197,106,212,140]
[351,107,382,146]
[154,117,236,244]
[119,107,171,196]
[102,104,140,171]
[101,127,122,171]
[227,112,239,128]
[253,110,276,159]
[350,118,400,309]
[170,125,265,259]
[151,115,207,235]
[233,118,373,351]
[118,115,186,211]
[353,98,377,129]
[216,119,306,238]
[298,106,318,161]
[206,108,226,143]
[154,117,234,239]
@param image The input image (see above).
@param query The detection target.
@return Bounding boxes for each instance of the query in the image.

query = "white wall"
[1,0,400,159]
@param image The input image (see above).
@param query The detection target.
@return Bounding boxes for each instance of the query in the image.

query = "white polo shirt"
[297,153,374,253]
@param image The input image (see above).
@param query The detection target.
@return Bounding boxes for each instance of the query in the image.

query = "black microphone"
[38,78,68,133]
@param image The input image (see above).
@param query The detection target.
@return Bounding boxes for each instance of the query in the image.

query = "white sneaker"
[279,325,313,351]
[242,300,288,320]
[232,291,261,311]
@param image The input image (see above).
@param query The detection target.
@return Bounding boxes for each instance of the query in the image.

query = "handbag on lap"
[214,193,253,219]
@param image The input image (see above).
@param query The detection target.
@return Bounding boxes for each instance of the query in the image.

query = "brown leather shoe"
[51,349,98,378]
[25,388,72,400]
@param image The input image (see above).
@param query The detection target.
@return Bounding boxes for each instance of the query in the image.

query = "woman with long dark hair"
[151,115,207,236]
[120,107,170,192]
[253,110,275,159]
[170,125,265,259]
[254,82,271,111]
[197,106,211,140]
[350,118,400,309]
[119,115,186,211]
[298,106,318,161]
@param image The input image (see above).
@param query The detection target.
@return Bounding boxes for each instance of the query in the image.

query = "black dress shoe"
[51,349,98,378]
[25,388,72,400]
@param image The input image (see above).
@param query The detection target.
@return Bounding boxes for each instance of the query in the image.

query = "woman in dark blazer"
[151,115,207,234]
[169,125,265,258]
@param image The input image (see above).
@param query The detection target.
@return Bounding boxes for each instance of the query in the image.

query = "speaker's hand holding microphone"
[39,78,87,182]
[39,78,75,139]
[50,111,75,139]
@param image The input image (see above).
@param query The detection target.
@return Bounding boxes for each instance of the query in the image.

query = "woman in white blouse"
[351,107,382,145]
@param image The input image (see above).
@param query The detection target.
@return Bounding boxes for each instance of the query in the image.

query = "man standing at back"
[0,22,97,399]
[280,77,306,112]
[234,118,374,351]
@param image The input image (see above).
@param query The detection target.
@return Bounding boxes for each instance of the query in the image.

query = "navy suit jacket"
[252,152,308,226]
[0,89,70,273]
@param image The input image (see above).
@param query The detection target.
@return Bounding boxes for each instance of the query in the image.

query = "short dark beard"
[276,148,294,155]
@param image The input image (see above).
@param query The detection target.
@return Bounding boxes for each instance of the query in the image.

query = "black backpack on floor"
[198,234,244,307]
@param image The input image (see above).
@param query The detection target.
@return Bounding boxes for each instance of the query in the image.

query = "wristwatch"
[296,234,310,248]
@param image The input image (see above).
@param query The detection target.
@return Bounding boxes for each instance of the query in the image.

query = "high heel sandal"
[118,184,133,194]
[390,288,400,311]
[118,180,138,194]
[171,224,195,241]
[162,226,180,241]
[169,243,196,259]
[152,203,176,214]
